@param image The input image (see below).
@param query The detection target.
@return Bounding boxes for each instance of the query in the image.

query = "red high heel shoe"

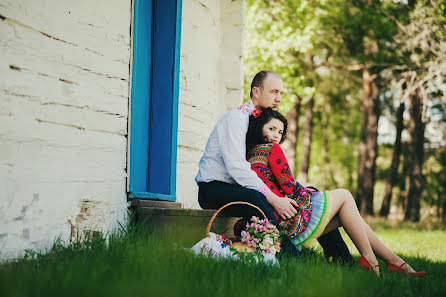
[357,256,380,273]
[386,262,426,277]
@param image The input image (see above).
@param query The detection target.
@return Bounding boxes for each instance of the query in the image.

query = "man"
[196,70,352,261]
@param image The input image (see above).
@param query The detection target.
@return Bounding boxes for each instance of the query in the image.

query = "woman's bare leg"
[321,189,379,274]
[361,219,416,272]
[321,189,417,273]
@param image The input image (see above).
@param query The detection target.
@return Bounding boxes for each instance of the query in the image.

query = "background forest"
[243,0,446,222]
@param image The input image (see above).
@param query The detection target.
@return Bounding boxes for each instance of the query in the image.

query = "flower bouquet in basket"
[190,202,281,264]
[230,216,281,256]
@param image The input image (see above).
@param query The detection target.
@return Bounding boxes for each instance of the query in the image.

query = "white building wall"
[0,0,131,259]
[0,0,246,259]
[176,0,245,208]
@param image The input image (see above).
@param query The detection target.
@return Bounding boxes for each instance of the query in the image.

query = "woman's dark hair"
[246,107,288,152]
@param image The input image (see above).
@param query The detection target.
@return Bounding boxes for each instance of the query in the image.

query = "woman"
[245,107,425,276]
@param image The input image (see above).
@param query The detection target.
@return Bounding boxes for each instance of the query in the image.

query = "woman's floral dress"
[247,143,313,238]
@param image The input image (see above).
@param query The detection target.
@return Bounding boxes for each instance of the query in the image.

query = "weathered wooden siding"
[176,0,245,208]
[0,0,131,258]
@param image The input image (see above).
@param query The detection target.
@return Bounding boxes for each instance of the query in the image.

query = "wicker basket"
[205,201,267,253]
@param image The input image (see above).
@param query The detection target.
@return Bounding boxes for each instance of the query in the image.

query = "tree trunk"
[400,141,410,211]
[321,100,337,189]
[404,89,425,222]
[281,96,302,175]
[357,68,380,216]
[442,195,446,224]
[298,97,314,183]
[379,101,404,217]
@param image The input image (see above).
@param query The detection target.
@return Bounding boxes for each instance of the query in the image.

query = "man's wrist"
[265,191,278,205]
[259,184,271,197]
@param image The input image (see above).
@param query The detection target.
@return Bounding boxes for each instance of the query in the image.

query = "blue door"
[128,0,182,201]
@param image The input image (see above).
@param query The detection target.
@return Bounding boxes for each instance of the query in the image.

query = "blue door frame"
[128,0,182,201]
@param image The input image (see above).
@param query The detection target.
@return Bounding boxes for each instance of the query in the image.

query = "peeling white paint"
[68,199,111,240]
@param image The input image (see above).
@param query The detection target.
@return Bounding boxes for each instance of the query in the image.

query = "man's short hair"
[250,70,278,98]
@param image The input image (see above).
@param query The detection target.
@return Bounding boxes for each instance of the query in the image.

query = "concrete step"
[131,199,240,240]
[130,199,182,209]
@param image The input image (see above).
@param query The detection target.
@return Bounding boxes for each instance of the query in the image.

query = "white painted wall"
[0,0,245,259]
[0,0,131,259]
[176,0,245,208]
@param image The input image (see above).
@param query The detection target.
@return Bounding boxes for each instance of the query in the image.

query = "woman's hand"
[266,192,298,220]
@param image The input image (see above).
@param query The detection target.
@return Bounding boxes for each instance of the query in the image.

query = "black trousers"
[198,181,353,262]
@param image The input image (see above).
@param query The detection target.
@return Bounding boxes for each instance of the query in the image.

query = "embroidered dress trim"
[290,191,332,248]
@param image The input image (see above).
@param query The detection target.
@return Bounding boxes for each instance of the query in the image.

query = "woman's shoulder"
[270,143,284,153]
[268,143,288,161]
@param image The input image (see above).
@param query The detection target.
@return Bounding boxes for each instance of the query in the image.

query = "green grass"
[337,217,446,262]
[1,218,445,297]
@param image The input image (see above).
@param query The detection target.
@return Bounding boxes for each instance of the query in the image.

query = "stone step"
[137,207,218,217]
[130,199,182,209]
[132,200,240,239]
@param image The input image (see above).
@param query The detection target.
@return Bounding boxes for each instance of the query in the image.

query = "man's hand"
[266,192,298,220]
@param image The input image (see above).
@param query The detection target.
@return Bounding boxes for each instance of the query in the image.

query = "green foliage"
[244,0,445,213]
[244,0,320,111]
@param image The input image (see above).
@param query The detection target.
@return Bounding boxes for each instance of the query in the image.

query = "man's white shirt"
[195,100,270,196]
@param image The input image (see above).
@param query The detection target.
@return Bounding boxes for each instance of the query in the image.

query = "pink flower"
[255,224,264,233]
[241,230,250,241]
[238,216,281,254]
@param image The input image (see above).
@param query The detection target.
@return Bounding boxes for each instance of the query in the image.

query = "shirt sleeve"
[217,112,271,196]
[268,143,305,195]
